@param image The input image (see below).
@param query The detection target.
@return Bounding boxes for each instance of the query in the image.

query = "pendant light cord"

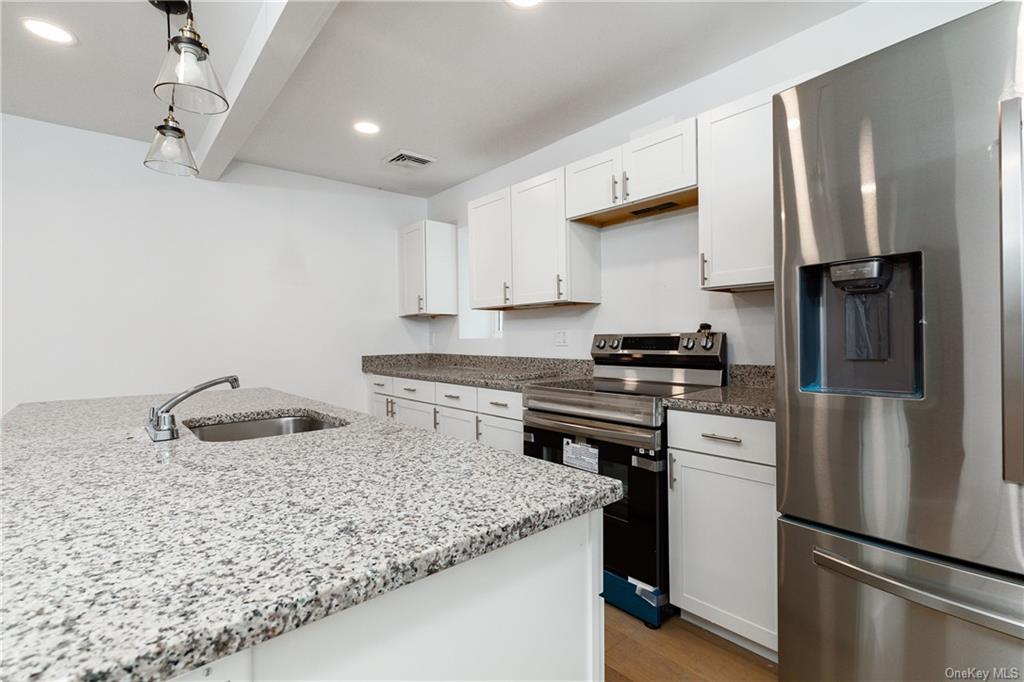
[165,7,171,48]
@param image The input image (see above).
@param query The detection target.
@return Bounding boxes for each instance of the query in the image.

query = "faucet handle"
[148,406,157,424]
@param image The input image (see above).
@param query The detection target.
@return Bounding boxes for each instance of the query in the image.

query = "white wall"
[427,1,987,364]
[1,115,428,413]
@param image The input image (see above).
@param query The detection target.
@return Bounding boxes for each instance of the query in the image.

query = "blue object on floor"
[601,569,665,628]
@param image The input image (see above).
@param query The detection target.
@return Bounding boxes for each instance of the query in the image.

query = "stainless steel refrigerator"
[775,4,1024,679]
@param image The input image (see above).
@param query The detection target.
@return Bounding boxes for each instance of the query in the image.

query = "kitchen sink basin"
[188,415,342,442]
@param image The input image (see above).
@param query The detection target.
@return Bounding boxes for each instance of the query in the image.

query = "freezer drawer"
[779,518,1024,682]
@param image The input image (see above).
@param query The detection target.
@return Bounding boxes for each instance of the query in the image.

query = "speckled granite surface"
[362,353,592,391]
[1,388,621,682]
[664,365,777,421]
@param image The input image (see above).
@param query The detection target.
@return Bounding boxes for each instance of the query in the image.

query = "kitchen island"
[1,388,622,681]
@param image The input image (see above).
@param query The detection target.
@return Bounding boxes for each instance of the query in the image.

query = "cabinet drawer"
[393,377,436,403]
[667,410,775,466]
[477,388,522,418]
[435,382,478,411]
[367,374,394,394]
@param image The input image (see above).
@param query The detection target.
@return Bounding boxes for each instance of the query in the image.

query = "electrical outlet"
[554,330,568,347]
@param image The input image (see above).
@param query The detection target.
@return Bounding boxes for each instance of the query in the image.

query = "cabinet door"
[511,168,567,306]
[668,449,778,651]
[436,406,477,443]
[477,415,523,454]
[622,118,697,202]
[399,221,426,315]
[698,94,773,289]
[370,393,391,419]
[392,397,436,431]
[468,188,513,309]
[565,147,623,219]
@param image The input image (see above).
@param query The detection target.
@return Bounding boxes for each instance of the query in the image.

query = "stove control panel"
[591,328,726,358]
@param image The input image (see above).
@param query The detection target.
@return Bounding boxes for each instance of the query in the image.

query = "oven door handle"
[523,409,661,451]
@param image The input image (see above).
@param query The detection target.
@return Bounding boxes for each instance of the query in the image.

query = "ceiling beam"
[193,0,337,180]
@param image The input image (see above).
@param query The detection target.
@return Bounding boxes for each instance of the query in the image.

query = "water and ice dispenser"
[799,253,923,398]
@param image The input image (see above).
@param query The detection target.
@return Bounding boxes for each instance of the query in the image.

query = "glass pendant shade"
[153,19,228,115]
[143,111,198,176]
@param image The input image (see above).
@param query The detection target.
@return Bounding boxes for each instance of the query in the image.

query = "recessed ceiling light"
[354,121,381,135]
[22,18,77,45]
[508,0,541,8]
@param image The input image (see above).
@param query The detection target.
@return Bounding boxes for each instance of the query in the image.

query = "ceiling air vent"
[385,149,437,169]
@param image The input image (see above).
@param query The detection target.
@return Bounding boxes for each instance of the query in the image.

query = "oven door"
[522,409,667,589]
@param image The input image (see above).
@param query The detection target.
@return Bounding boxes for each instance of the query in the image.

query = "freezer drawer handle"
[700,432,742,444]
[811,547,1024,640]
[999,97,1024,484]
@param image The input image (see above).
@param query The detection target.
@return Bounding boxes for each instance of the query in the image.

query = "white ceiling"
[237,2,855,196]
[1,1,261,143]
[2,1,855,197]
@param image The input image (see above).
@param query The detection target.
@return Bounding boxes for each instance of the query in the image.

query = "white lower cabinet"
[477,414,524,455]
[436,405,478,443]
[370,393,391,419]
[392,397,436,431]
[668,446,778,652]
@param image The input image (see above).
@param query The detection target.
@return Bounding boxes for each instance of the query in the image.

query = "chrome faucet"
[146,375,240,442]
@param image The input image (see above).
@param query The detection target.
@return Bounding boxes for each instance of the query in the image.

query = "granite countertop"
[663,365,777,421]
[362,353,592,392]
[1,388,622,681]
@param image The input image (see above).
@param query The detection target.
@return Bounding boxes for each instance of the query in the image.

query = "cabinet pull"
[489,401,509,408]
[386,398,394,418]
[668,451,676,490]
[403,387,417,393]
[611,174,619,203]
[700,432,742,444]
[443,393,460,400]
[433,407,439,430]
[503,281,511,304]
[555,274,564,299]
[700,252,708,286]
[475,415,482,440]
[417,294,424,312]
[372,382,385,387]
[622,171,629,200]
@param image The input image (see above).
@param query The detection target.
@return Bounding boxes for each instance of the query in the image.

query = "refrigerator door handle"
[811,547,1024,640]
[999,96,1024,484]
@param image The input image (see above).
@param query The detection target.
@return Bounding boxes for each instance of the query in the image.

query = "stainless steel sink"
[188,415,342,442]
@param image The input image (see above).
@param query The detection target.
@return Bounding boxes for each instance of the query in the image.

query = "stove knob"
[609,338,621,350]
[682,337,696,351]
[701,335,715,350]
[595,339,607,349]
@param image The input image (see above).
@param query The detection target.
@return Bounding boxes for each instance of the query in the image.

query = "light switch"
[554,330,568,347]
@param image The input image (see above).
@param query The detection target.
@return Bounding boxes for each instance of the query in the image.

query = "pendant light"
[152,0,228,115]
[143,107,199,176]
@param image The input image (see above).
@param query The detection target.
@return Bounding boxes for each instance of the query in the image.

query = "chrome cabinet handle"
[403,387,417,393]
[999,97,1024,484]
[475,415,482,440]
[555,274,564,299]
[433,407,439,430]
[611,174,618,203]
[622,171,629,200]
[503,281,511,304]
[372,382,385,387]
[489,401,509,408]
[443,394,460,400]
[811,547,1024,640]
[701,432,742,444]
[417,294,424,312]
[700,252,709,286]
[668,450,676,490]
[386,398,394,418]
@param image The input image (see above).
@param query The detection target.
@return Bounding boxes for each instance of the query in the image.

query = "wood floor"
[604,605,778,682]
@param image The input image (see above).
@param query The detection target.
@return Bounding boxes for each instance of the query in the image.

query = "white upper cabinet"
[511,169,568,306]
[565,147,624,219]
[470,170,600,310]
[468,188,513,309]
[398,220,457,316]
[697,89,776,291]
[621,118,697,204]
